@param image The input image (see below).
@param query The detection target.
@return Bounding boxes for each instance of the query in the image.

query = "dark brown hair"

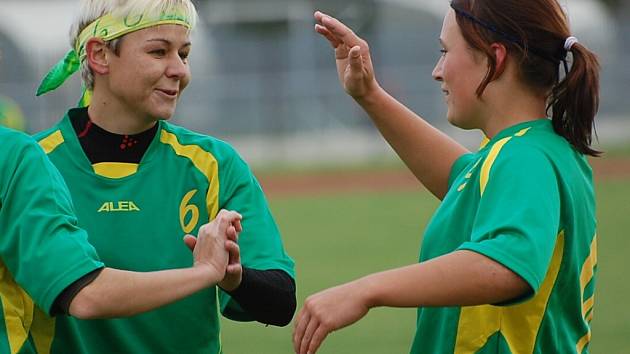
[451,0,601,156]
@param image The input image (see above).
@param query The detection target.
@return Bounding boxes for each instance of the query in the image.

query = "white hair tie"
[564,36,579,51]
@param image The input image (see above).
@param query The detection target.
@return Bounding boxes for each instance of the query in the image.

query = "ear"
[490,42,508,79]
[85,38,110,75]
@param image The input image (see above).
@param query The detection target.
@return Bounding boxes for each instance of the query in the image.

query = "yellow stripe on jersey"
[514,127,532,137]
[30,307,55,354]
[576,331,591,354]
[92,162,139,179]
[479,136,490,150]
[159,130,220,219]
[583,296,595,318]
[454,231,565,354]
[580,236,597,306]
[38,130,64,154]
[479,137,512,196]
[576,235,597,353]
[0,261,37,354]
[479,127,533,196]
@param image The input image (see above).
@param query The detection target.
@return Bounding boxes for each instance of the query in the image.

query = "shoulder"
[1,127,47,164]
[33,125,62,142]
[496,122,576,165]
[1,126,35,151]
[0,128,55,186]
[160,122,236,153]
[159,122,249,168]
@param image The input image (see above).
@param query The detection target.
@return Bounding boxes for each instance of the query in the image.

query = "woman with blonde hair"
[36,0,296,353]
[294,0,600,353]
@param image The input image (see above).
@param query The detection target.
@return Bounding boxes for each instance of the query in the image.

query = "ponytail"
[548,43,601,156]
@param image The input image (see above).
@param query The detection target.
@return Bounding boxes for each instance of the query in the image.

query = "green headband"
[36,9,192,105]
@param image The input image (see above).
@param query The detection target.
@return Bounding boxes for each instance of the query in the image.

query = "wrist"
[353,84,385,107]
[194,263,223,287]
[219,274,242,292]
[353,276,380,310]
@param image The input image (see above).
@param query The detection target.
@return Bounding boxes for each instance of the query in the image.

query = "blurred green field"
[220,178,630,354]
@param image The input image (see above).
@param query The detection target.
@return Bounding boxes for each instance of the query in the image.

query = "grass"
[220,180,630,353]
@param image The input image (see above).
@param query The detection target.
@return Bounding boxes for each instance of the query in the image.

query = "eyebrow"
[146,38,192,47]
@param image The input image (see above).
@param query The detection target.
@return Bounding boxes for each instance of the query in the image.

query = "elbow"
[258,291,297,327]
[493,267,532,303]
[68,287,108,320]
[274,294,297,327]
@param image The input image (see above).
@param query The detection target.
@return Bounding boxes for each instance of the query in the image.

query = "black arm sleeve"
[226,268,296,327]
[51,268,104,316]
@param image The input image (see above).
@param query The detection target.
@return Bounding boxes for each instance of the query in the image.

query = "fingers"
[315,24,341,49]
[293,310,310,353]
[314,11,363,49]
[225,239,241,262]
[307,326,330,354]
[348,46,365,76]
[226,224,238,242]
[299,318,322,354]
[216,209,243,225]
[294,311,330,354]
[214,210,243,237]
[232,218,243,233]
[182,234,197,251]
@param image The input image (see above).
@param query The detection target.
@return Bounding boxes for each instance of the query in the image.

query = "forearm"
[227,268,296,326]
[358,250,530,309]
[356,87,468,199]
[69,266,221,319]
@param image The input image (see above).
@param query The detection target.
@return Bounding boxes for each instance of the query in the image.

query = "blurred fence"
[1,0,628,165]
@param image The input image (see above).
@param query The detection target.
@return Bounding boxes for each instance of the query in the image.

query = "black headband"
[449,3,570,75]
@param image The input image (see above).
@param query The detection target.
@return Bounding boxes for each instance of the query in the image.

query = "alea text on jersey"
[98,201,141,213]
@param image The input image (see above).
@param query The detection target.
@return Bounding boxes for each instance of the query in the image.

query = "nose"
[432,56,443,82]
[165,54,189,80]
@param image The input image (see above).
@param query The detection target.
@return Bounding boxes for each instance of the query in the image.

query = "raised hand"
[314,11,379,99]
[184,210,242,281]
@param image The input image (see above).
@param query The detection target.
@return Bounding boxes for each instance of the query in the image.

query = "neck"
[87,89,157,135]
[479,82,548,139]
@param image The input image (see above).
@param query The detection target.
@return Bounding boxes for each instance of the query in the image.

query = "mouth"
[441,88,450,96]
[156,89,178,99]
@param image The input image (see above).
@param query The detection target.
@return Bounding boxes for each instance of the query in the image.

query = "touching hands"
[293,281,372,354]
[184,209,243,287]
[314,11,380,99]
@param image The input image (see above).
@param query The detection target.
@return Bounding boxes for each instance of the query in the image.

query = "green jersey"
[35,111,295,354]
[0,127,103,354]
[410,119,597,354]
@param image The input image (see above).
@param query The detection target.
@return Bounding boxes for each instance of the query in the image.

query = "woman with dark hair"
[294,1,600,353]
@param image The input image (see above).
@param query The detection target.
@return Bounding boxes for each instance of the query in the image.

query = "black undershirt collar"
[69,107,158,164]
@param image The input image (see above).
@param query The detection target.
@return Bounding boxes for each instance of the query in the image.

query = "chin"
[150,107,177,120]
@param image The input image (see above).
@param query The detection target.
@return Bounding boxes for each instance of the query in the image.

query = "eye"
[179,51,190,61]
[150,49,167,57]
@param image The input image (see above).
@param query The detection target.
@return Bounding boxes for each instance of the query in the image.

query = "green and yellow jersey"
[410,119,597,354]
[0,127,103,354]
[35,110,295,354]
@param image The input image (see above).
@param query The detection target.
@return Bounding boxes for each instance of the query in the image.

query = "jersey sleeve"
[215,146,295,320]
[0,135,104,315]
[457,145,560,294]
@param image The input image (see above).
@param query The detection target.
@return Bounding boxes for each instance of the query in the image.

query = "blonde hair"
[70,0,198,89]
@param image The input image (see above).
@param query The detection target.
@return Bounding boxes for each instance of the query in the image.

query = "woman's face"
[432,10,488,130]
[105,24,191,121]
